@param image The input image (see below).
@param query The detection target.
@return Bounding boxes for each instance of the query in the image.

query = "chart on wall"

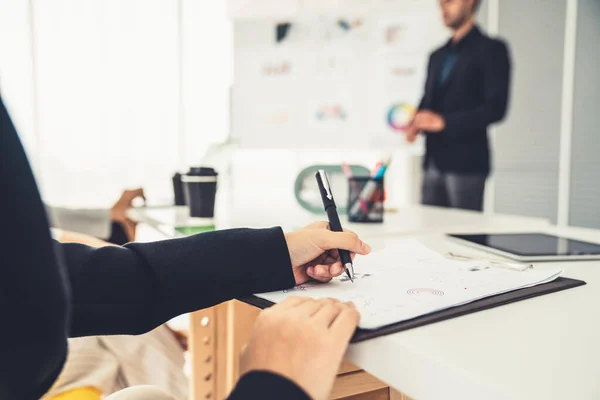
[367,13,440,147]
[233,0,448,149]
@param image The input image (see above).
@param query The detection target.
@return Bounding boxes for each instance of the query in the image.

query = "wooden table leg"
[230,300,261,385]
[189,301,260,400]
[189,307,217,400]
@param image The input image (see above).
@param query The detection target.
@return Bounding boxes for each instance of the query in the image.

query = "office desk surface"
[348,226,600,400]
[128,205,551,240]
[130,206,600,400]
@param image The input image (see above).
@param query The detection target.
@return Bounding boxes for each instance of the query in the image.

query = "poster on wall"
[366,13,436,149]
[376,15,435,55]
[309,14,373,47]
[233,4,446,150]
[368,52,426,147]
[378,56,425,90]
[304,78,367,149]
[235,80,310,148]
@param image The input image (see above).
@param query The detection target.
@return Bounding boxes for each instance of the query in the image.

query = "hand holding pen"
[316,170,358,282]
[284,221,371,285]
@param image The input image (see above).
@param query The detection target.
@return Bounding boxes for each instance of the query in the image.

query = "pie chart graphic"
[406,288,445,296]
[387,103,416,132]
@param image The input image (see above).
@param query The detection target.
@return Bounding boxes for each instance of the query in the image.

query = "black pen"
[315,170,355,282]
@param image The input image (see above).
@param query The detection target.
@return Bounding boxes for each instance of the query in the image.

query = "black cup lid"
[188,167,217,176]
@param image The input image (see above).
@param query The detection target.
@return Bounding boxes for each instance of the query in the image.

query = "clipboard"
[239,276,585,343]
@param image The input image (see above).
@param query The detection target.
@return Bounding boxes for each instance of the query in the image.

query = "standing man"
[406,0,511,211]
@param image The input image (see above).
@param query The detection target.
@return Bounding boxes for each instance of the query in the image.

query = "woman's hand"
[284,222,371,285]
[240,297,360,400]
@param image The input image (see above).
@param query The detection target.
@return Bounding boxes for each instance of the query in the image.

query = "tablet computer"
[446,233,600,262]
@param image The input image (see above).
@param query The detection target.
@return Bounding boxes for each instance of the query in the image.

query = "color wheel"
[387,103,416,132]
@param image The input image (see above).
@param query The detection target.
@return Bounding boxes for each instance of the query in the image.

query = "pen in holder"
[347,176,384,223]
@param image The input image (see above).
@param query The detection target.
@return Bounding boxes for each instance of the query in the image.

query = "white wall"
[0,0,232,208]
[493,0,566,222]
[0,0,37,170]
[569,0,600,229]
[491,0,600,229]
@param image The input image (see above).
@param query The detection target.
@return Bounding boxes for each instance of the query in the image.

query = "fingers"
[305,253,330,279]
[307,261,347,282]
[304,221,330,230]
[296,298,330,316]
[129,188,145,197]
[297,297,337,317]
[329,302,360,342]
[324,249,357,265]
[329,262,344,276]
[120,188,146,205]
[276,296,311,310]
[277,298,360,340]
[413,111,431,129]
[135,188,146,200]
[307,265,333,283]
[312,301,346,327]
[317,231,371,255]
[302,221,358,236]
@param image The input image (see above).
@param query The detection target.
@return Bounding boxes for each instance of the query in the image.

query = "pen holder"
[347,177,384,223]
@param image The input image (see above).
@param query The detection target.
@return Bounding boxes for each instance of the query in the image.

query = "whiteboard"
[232,0,448,149]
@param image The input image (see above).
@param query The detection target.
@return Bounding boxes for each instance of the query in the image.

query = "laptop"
[446,233,600,262]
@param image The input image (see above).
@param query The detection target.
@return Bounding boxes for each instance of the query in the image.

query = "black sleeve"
[63,226,296,337]
[1,94,296,399]
[1,96,70,399]
[441,40,512,137]
[228,372,311,400]
[417,94,426,111]
[417,54,434,110]
[106,221,130,245]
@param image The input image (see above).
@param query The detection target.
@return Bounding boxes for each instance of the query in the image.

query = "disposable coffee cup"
[181,167,218,218]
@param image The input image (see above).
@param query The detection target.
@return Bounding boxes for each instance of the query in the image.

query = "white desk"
[129,204,551,240]
[130,205,600,400]
[349,226,600,400]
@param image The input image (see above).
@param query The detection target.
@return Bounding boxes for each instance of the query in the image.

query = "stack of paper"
[256,240,563,330]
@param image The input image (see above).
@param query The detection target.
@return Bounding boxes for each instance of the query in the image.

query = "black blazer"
[418,26,511,175]
[0,96,308,400]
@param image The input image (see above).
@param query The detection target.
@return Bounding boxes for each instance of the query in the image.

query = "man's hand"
[240,297,360,400]
[284,222,371,285]
[413,110,445,132]
[405,122,419,143]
